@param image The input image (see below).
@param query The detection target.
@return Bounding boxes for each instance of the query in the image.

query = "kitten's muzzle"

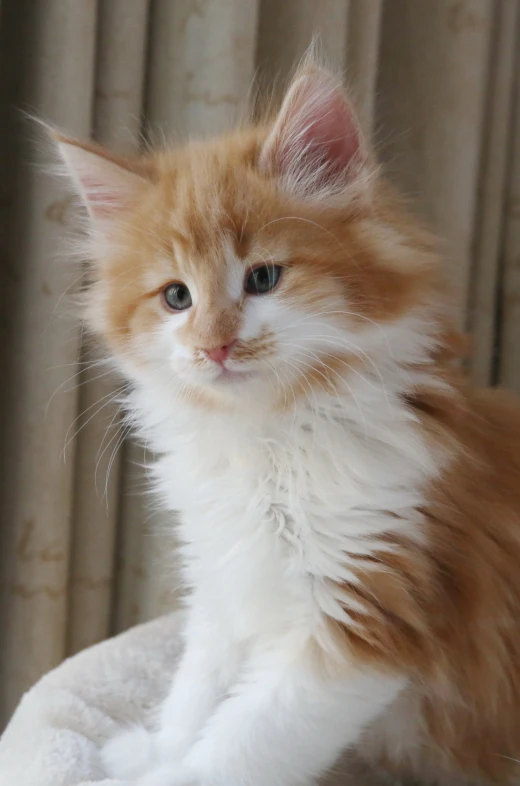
[202,340,237,365]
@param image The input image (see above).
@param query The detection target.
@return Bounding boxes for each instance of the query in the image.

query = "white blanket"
[0,613,390,786]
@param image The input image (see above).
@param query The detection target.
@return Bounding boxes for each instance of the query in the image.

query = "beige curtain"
[0,0,518,725]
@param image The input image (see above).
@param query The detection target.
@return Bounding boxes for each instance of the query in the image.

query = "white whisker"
[61,384,128,461]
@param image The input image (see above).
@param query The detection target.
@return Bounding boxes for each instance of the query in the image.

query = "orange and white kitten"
[54,61,520,786]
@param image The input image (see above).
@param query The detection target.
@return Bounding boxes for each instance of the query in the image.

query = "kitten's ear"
[260,67,370,202]
[52,132,148,226]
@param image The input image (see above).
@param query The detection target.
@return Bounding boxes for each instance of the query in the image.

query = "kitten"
[52,59,520,786]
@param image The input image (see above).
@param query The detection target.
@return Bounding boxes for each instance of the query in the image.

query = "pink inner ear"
[57,140,146,223]
[263,71,365,191]
[290,81,362,176]
[80,177,125,217]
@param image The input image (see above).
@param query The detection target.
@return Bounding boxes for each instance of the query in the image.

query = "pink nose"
[204,343,234,364]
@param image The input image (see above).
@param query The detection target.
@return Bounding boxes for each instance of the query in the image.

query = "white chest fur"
[132,382,436,646]
[102,379,440,786]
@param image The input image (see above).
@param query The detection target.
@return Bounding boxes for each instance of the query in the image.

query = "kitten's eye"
[163,282,192,311]
[244,264,282,295]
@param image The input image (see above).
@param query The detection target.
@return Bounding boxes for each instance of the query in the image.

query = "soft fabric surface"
[0,613,389,786]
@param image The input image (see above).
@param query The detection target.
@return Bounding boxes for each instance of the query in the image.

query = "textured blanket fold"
[0,613,385,786]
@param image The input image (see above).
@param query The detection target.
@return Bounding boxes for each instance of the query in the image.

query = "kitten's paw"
[154,726,191,763]
[136,762,196,786]
[101,725,154,779]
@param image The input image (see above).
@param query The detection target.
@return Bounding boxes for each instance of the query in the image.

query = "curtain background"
[0,0,518,726]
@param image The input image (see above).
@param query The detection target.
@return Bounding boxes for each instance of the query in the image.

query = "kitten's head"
[54,64,439,411]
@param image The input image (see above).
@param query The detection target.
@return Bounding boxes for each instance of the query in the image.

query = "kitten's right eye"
[163,282,192,311]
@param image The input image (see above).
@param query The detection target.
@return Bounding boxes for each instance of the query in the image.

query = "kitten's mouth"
[213,364,255,384]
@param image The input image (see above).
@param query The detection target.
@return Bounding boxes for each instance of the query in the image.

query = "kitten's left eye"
[244,264,282,295]
[163,282,192,311]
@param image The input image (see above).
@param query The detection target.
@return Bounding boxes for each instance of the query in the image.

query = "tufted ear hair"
[260,65,370,202]
[51,131,149,229]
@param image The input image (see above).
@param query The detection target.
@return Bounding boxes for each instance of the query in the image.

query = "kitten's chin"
[213,367,258,385]
[176,365,262,396]
[170,361,283,408]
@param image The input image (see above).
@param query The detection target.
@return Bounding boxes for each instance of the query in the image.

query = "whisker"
[46,362,117,416]
[104,423,132,503]
[281,356,328,450]
[48,356,112,371]
[281,338,382,396]
[61,384,128,461]
[288,348,368,441]
[279,308,392,356]
[95,413,128,496]
[53,267,88,316]
[286,329,389,386]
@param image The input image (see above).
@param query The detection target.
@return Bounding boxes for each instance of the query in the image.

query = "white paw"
[101,725,154,779]
[154,725,191,763]
[136,762,196,786]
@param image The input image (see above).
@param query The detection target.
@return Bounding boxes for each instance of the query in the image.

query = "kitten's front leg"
[102,608,236,779]
[153,612,238,764]
[143,643,405,786]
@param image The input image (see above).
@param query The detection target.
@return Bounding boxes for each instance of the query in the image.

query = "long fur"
[52,60,520,786]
